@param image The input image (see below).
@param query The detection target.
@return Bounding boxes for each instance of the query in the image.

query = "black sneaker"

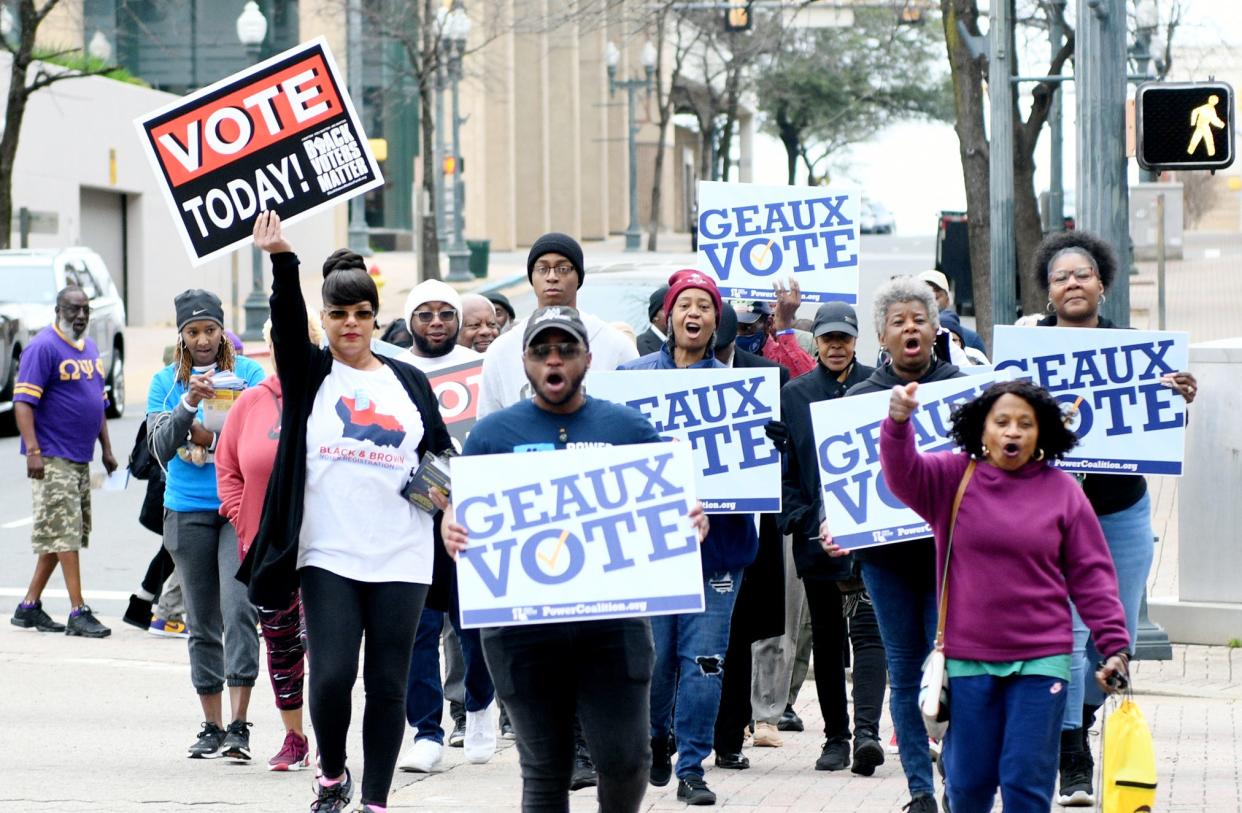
[188,722,227,758]
[676,775,717,806]
[777,704,804,732]
[310,768,353,812]
[569,744,598,790]
[851,734,885,776]
[815,736,851,771]
[447,715,466,748]
[903,794,938,813]
[11,601,65,632]
[221,719,253,761]
[1056,748,1094,806]
[122,594,153,630]
[65,606,111,638]
[650,733,673,787]
[714,751,749,769]
[498,706,515,740]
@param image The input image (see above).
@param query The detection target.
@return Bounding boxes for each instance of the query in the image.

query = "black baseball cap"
[736,300,773,325]
[648,285,670,320]
[523,306,590,349]
[812,301,859,338]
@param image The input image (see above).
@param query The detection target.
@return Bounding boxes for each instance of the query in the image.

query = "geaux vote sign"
[587,368,782,513]
[811,374,1001,550]
[137,38,383,264]
[453,443,704,628]
[992,326,1189,475]
[696,180,860,304]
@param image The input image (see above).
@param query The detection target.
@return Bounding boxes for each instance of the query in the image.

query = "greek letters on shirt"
[58,358,105,381]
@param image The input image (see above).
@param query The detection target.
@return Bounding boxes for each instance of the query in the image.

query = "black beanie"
[174,289,225,331]
[527,232,585,289]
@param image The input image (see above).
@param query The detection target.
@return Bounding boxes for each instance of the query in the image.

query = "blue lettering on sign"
[697,196,858,281]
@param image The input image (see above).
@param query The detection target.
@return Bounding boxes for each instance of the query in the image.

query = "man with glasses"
[400,280,480,370]
[10,286,118,637]
[477,232,638,418]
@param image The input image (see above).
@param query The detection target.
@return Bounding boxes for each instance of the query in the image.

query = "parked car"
[0,248,127,419]
[0,305,28,432]
[859,199,895,234]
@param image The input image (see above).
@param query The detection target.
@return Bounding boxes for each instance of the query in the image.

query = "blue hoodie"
[618,341,759,575]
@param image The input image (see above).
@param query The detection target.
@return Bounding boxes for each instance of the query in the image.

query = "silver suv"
[0,248,128,419]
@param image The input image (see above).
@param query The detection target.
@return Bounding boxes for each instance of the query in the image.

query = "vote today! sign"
[696,180,861,304]
[136,38,383,264]
[426,359,483,451]
[452,443,705,628]
[992,326,1189,475]
[811,375,1001,550]
[587,368,782,513]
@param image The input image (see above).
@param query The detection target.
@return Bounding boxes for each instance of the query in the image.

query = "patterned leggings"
[258,593,305,711]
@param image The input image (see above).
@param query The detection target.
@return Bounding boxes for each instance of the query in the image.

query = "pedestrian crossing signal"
[725,0,752,32]
[1136,81,1235,171]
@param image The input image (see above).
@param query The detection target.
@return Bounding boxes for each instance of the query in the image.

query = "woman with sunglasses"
[244,212,454,813]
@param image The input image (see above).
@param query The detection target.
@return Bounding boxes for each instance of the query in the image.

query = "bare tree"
[644,6,699,251]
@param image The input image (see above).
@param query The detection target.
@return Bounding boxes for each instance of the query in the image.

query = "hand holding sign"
[688,501,710,542]
[1161,371,1198,403]
[430,489,468,560]
[817,517,850,558]
[253,210,293,254]
[889,382,920,423]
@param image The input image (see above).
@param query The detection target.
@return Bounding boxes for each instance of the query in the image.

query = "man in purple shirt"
[9,286,118,637]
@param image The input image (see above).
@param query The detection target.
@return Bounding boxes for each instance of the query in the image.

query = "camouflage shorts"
[31,456,91,554]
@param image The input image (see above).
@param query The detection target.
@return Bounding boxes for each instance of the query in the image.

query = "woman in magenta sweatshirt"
[216,313,320,774]
[876,378,1130,813]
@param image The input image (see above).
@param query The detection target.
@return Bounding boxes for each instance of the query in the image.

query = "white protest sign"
[696,180,860,304]
[992,326,1189,475]
[453,443,704,628]
[811,374,1001,550]
[587,368,782,513]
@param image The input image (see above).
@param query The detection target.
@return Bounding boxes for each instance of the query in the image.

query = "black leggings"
[300,566,427,806]
[804,582,887,740]
[140,545,175,599]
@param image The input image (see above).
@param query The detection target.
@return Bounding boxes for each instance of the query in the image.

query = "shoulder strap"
[934,459,976,650]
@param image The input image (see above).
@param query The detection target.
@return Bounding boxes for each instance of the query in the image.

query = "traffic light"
[724,0,752,32]
[442,155,464,175]
[1136,81,1235,171]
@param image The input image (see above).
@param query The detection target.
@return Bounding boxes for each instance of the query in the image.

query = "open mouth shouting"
[902,335,922,357]
[1002,441,1022,458]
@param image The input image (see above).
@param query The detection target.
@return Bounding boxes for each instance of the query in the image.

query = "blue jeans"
[650,570,742,779]
[861,559,937,798]
[405,596,495,743]
[943,674,1067,813]
[1063,492,1153,728]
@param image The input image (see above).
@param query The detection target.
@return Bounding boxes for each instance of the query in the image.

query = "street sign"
[1136,81,1235,172]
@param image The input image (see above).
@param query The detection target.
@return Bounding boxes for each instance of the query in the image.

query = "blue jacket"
[618,342,759,575]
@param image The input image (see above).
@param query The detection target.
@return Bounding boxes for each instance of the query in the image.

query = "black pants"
[481,618,654,813]
[300,567,427,806]
[140,545,175,599]
[804,581,887,741]
[713,602,757,754]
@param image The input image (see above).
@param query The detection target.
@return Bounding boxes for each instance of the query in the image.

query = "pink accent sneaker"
[268,729,310,772]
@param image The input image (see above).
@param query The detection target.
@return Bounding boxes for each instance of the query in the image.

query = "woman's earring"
[1046,300,1055,313]
[1033,448,1045,461]
[981,445,990,458]
[1099,294,1107,305]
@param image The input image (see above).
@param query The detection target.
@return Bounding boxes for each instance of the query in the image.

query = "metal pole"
[434,64,447,247]
[1156,193,1166,330]
[624,81,641,252]
[346,0,371,256]
[988,0,1017,329]
[241,40,269,340]
[1048,0,1066,233]
[445,43,471,281]
[1077,0,1129,326]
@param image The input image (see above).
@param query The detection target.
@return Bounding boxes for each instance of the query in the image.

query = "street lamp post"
[236,0,268,341]
[606,41,656,253]
[346,0,371,257]
[443,2,472,282]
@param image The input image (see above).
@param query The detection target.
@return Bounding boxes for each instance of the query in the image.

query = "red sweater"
[217,376,282,557]
[879,417,1130,662]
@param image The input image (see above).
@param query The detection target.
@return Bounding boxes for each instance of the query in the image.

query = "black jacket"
[238,252,455,610]
[636,327,664,356]
[843,358,962,581]
[781,358,874,582]
[727,347,788,642]
[1036,314,1146,516]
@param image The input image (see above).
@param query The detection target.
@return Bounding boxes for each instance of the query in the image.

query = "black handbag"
[128,419,159,481]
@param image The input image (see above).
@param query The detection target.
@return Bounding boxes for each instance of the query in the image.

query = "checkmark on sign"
[751,239,775,267]
[537,529,571,569]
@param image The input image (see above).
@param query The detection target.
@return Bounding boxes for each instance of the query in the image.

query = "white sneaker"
[464,704,497,764]
[398,737,443,773]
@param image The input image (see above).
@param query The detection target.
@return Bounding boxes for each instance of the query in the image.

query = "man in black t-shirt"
[435,306,707,812]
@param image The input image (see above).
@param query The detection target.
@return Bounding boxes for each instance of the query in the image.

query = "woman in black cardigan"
[246,212,453,813]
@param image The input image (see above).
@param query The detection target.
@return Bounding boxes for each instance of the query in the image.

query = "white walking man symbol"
[1187,95,1225,157]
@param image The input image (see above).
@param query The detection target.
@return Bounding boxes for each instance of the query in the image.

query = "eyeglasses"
[526,342,583,360]
[412,309,457,323]
[1048,266,1098,285]
[532,265,575,279]
[325,308,375,321]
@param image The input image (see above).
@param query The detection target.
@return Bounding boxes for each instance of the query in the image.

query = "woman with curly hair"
[146,289,267,760]
[1031,230,1198,805]
[875,379,1130,813]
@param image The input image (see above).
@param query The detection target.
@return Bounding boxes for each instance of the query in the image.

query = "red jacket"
[763,331,815,378]
[217,376,282,557]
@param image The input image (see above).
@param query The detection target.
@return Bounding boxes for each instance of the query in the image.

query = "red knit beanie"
[663,269,723,326]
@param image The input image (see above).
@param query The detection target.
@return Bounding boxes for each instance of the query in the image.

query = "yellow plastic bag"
[1101,698,1157,812]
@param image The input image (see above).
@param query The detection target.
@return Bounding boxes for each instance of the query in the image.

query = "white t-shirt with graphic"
[299,361,433,584]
